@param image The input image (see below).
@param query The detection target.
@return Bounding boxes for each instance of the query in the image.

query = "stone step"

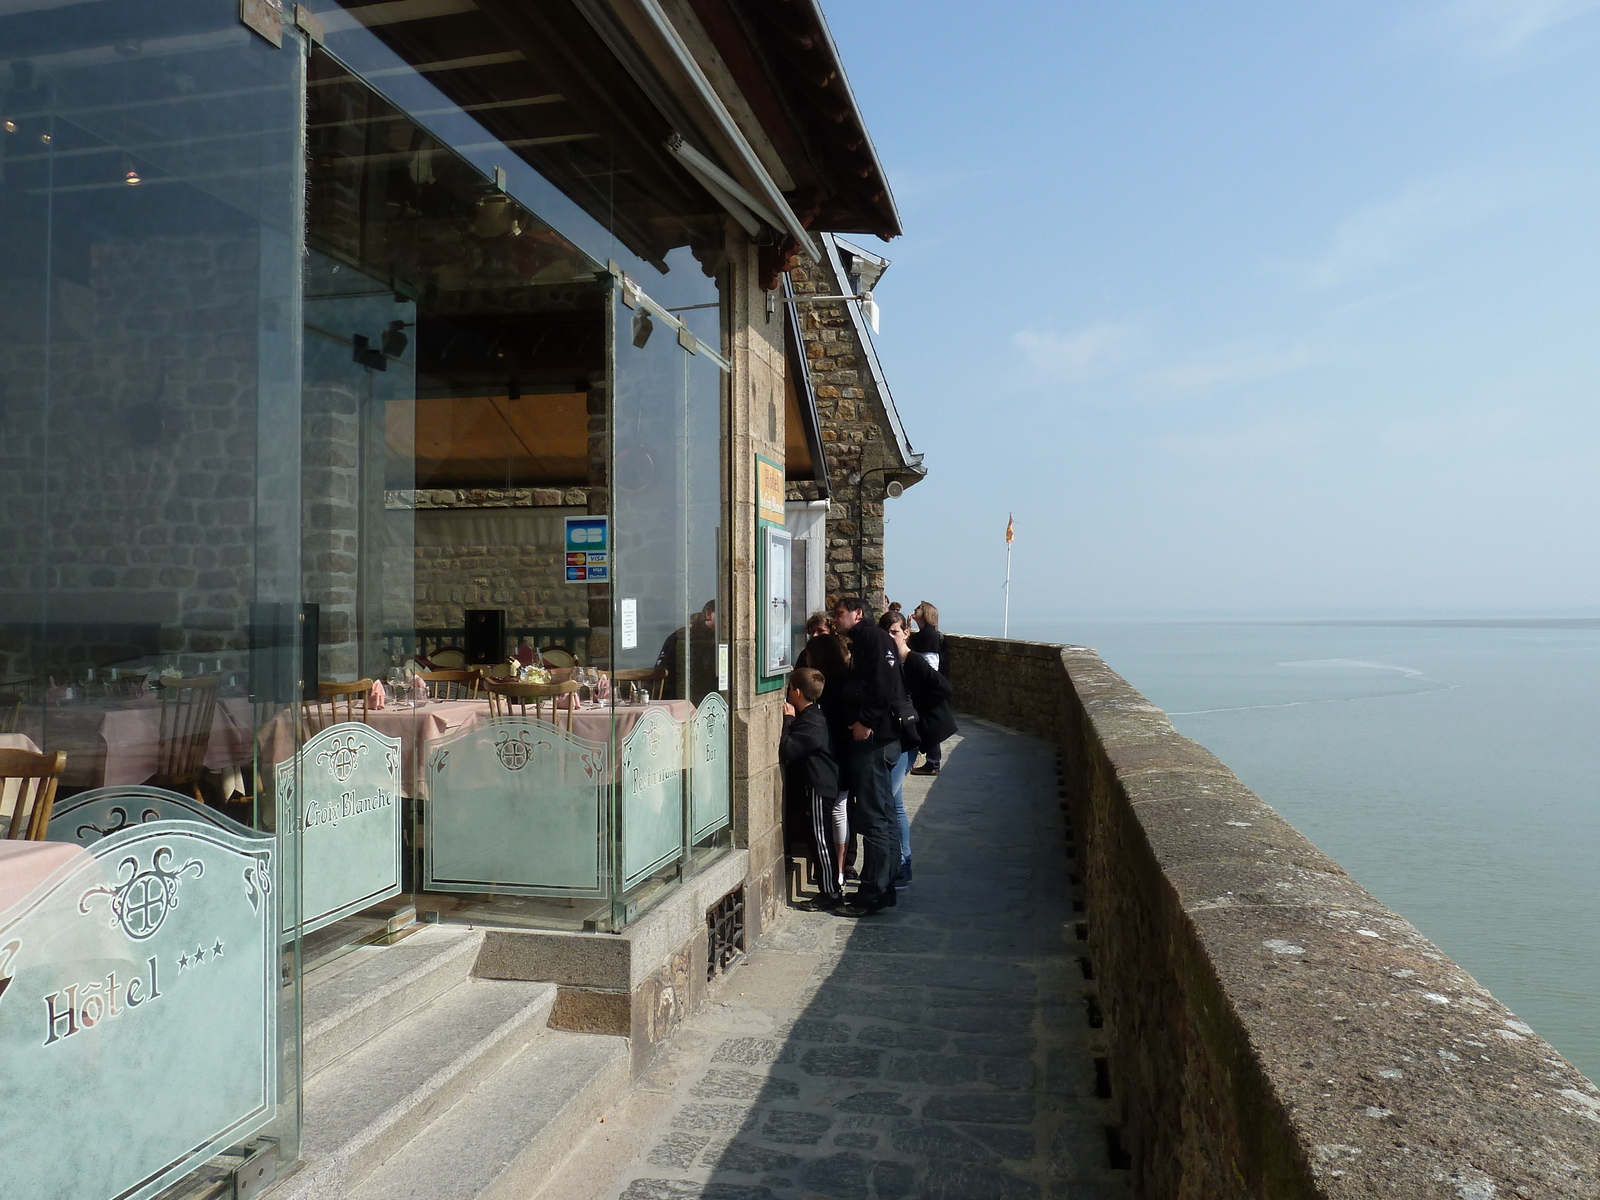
[270,975,558,1200]
[302,924,483,1076]
[347,1029,631,1200]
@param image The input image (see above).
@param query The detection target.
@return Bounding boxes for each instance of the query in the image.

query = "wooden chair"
[1,748,66,839]
[482,677,578,730]
[610,667,667,700]
[538,646,577,668]
[418,670,480,701]
[0,693,21,735]
[148,676,221,803]
[308,679,372,728]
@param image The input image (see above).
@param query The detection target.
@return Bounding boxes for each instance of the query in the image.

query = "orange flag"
[1005,514,1014,544]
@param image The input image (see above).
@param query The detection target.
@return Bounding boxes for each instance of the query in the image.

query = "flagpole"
[1003,540,1012,639]
[1003,512,1013,639]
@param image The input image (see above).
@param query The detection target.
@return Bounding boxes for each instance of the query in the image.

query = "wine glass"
[388,666,413,709]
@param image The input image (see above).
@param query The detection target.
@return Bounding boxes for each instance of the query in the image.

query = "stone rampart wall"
[943,633,1600,1198]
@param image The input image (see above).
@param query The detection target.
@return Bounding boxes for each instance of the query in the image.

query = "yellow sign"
[757,455,785,524]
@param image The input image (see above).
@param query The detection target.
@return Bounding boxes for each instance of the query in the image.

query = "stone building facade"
[786,235,924,614]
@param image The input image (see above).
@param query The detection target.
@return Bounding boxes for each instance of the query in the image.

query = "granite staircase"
[266,924,629,1200]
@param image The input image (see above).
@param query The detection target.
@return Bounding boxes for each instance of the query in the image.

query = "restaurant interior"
[1,2,735,959]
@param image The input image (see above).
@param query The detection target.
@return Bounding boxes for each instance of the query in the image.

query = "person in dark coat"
[796,626,854,884]
[657,600,718,703]
[908,601,954,775]
[833,596,907,915]
[880,611,925,887]
[781,667,842,910]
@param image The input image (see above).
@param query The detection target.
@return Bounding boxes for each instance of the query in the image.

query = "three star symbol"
[176,941,225,971]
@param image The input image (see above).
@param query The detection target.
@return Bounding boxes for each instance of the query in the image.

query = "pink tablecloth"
[0,839,94,914]
[30,695,255,789]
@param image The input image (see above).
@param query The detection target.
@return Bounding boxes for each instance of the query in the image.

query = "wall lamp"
[848,466,904,498]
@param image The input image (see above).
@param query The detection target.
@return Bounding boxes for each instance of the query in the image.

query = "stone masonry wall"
[785,257,915,614]
[383,489,591,639]
[943,633,1600,1199]
[730,224,787,940]
[0,234,263,680]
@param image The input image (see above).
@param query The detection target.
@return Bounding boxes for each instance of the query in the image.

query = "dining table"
[0,838,98,915]
[14,694,256,791]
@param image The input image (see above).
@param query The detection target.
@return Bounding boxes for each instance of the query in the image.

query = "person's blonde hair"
[915,601,939,629]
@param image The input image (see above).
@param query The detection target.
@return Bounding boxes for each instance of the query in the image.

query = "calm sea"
[1010,620,1600,1083]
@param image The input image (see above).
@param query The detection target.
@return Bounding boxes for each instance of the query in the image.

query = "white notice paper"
[621,598,638,649]
[718,642,729,692]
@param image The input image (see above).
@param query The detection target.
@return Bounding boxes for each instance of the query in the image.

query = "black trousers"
[844,736,900,908]
[803,786,842,898]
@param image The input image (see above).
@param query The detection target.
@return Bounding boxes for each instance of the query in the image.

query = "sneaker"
[909,763,939,776]
[843,867,860,883]
[895,857,913,888]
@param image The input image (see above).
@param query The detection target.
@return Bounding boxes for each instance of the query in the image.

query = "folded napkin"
[369,680,388,710]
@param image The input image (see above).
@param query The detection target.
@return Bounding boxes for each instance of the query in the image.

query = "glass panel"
[303,247,416,682]
[276,722,402,935]
[0,1,306,1191]
[424,717,609,899]
[302,42,621,937]
[609,266,730,904]
[689,692,730,843]
[296,10,737,930]
[619,705,685,891]
[9,803,279,1200]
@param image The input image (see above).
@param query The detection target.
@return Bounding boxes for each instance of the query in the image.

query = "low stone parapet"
[943,634,1600,1198]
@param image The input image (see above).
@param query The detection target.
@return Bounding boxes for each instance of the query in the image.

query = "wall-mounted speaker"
[464,609,504,665]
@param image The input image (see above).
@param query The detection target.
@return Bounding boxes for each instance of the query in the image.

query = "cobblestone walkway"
[551,718,1131,1200]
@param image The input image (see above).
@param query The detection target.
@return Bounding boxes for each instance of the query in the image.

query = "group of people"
[780,598,956,917]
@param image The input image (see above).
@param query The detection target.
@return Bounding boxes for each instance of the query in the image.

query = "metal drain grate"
[707,886,746,980]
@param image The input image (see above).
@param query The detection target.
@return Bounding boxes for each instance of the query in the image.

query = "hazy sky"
[825,2,1600,628]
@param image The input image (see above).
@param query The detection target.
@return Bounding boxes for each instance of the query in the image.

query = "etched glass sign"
[621,706,685,890]
[689,693,731,842]
[425,718,609,896]
[276,721,402,933]
[0,805,277,1200]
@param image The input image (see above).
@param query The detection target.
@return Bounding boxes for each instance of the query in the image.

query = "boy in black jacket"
[781,667,843,911]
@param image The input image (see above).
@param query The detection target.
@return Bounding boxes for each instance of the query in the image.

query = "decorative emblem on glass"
[495,728,551,771]
[79,847,204,941]
[316,732,367,782]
